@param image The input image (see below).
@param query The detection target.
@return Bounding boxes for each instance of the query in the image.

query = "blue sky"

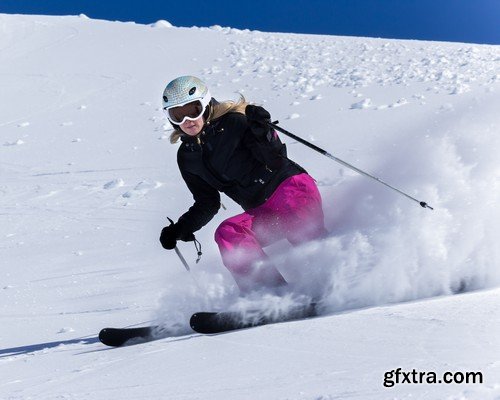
[1,0,499,45]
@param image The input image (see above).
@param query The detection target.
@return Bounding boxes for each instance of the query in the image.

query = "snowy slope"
[1,13,500,400]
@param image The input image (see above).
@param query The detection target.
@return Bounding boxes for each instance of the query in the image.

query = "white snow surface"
[1,14,500,400]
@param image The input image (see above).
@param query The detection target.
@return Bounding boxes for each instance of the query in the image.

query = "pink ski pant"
[214,173,327,291]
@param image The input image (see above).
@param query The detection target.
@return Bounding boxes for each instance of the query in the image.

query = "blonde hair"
[169,95,249,144]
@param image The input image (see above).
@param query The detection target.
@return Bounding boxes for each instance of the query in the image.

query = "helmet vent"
[163,95,168,102]
[189,87,196,95]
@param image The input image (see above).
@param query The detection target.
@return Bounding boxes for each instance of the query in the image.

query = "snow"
[1,12,500,400]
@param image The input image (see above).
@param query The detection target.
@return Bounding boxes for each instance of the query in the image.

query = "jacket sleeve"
[176,169,221,237]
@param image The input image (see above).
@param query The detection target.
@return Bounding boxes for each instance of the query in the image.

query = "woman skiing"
[159,76,327,292]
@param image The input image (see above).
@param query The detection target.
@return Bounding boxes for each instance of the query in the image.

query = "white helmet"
[162,76,211,125]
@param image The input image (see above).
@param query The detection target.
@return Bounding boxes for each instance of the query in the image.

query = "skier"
[159,76,327,293]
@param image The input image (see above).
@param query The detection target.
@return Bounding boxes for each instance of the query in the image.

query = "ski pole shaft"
[167,217,192,271]
[174,246,190,272]
[173,243,203,289]
[267,121,433,210]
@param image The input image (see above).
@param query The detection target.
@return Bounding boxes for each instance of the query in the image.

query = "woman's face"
[180,116,204,136]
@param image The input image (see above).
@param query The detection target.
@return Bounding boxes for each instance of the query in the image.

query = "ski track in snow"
[1,13,499,400]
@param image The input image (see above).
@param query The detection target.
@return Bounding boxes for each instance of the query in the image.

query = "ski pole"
[164,218,204,291]
[267,120,433,210]
[167,217,192,271]
[174,246,190,272]
[174,243,203,289]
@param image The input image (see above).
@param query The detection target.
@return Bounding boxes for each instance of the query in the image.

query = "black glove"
[245,105,271,138]
[159,223,178,250]
[159,218,195,250]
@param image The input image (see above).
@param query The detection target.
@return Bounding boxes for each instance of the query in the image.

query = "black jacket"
[176,111,305,236]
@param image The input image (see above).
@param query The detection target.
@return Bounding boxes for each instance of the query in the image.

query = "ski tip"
[98,327,111,339]
[189,312,206,330]
[98,327,128,347]
[98,326,155,347]
[98,328,117,346]
[189,314,197,331]
[190,312,221,334]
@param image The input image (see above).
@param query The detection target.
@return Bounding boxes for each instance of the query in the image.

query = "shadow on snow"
[0,337,100,358]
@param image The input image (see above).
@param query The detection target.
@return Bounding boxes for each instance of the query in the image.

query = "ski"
[100,302,318,345]
[190,302,318,334]
[99,325,159,347]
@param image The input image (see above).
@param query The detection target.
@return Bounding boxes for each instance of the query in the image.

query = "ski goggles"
[165,100,206,125]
